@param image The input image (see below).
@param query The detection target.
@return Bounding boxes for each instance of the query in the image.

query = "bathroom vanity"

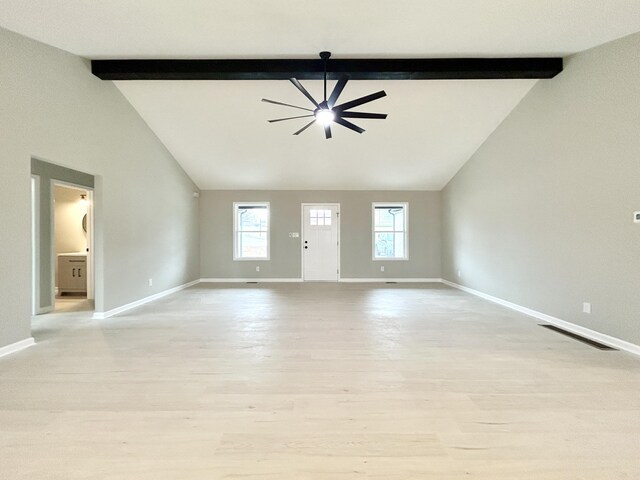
[58,253,87,295]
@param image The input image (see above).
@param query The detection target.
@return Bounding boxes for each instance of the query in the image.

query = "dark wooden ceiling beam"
[91,57,563,81]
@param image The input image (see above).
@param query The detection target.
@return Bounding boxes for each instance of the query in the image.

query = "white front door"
[303,204,340,281]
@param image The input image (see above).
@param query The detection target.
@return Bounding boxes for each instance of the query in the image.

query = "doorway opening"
[51,182,94,313]
[31,158,97,320]
[302,203,340,282]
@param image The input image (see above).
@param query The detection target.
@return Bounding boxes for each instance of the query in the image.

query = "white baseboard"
[92,279,201,320]
[0,337,35,359]
[92,277,439,319]
[441,279,640,356]
[200,278,303,283]
[340,278,443,283]
[200,278,442,283]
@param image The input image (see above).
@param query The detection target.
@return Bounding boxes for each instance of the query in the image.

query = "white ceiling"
[2,1,640,190]
[1,1,640,58]
[115,79,535,190]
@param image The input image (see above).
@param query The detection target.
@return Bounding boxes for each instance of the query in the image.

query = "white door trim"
[301,203,341,282]
[31,175,40,315]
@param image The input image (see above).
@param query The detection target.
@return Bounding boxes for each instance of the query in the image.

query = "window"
[373,203,408,260]
[309,208,332,226]
[233,203,269,260]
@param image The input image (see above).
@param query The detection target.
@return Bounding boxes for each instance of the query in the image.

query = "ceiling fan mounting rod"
[320,51,331,101]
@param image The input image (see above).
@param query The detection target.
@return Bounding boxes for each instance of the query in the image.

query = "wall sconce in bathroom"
[80,194,88,233]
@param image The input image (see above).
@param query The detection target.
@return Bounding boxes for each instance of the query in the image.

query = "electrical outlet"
[148,278,153,287]
[380,266,385,272]
[634,211,640,223]
[583,302,591,314]
[256,266,260,272]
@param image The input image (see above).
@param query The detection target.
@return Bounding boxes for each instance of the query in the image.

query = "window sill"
[373,257,409,261]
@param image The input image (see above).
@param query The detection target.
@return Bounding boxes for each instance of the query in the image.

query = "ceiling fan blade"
[268,114,314,123]
[262,98,314,112]
[338,112,387,120]
[290,78,320,108]
[324,123,332,139]
[333,90,387,112]
[293,120,317,135]
[327,75,350,108]
[333,116,365,134]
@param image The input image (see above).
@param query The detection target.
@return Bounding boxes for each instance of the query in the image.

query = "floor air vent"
[539,324,617,350]
[385,281,397,284]
[246,281,258,284]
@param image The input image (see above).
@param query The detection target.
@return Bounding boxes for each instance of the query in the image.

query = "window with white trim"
[233,203,270,260]
[373,203,408,260]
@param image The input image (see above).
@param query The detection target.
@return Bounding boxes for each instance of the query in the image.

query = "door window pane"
[324,210,332,225]
[310,208,332,226]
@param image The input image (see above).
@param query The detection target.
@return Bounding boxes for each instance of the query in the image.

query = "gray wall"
[442,32,640,345]
[0,27,200,348]
[200,190,441,279]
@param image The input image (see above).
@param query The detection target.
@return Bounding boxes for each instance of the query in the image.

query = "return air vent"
[539,324,617,350]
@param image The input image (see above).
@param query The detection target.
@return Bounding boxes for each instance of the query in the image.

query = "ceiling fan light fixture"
[315,109,335,126]
[263,51,387,139]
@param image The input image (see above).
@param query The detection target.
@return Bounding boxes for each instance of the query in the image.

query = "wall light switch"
[380,266,385,272]
[634,211,640,223]
[256,266,260,272]
[457,270,461,278]
[148,278,153,287]
[583,302,591,314]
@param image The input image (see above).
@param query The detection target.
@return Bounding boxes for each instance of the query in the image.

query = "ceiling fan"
[262,51,387,139]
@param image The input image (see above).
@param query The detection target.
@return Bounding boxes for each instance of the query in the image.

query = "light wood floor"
[54,296,93,313]
[2,283,639,479]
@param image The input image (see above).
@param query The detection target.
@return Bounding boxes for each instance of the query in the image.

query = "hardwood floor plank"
[0,283,638,479]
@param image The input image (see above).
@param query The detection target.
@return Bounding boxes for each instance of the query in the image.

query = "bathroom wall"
[54,185,88,288]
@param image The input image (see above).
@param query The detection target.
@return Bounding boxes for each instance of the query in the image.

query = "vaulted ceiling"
[2,1,639,189]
